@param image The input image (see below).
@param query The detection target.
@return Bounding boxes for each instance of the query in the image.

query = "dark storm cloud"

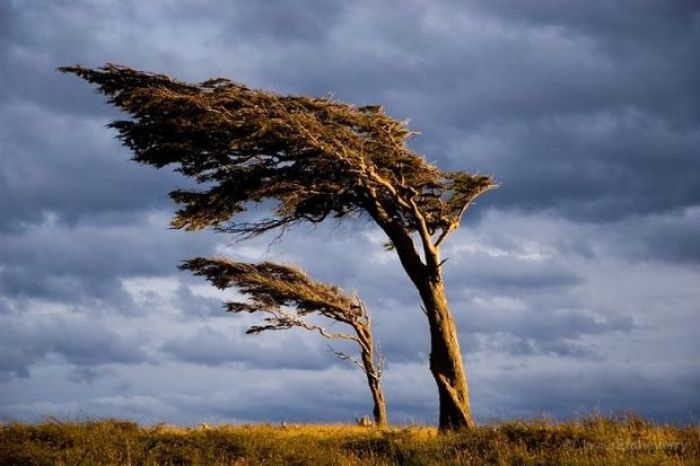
[456,0,700,120]
[0,212,217,308]
[472,0,698,55]
[453,111,700,222]
[171,284,231,320]
[0,1,216,230]
[0,0,698,425]
[0,316,147,380]
[234,0,700,222]
[3,0,700,229]
[473,364,700,423]
[0,101,185,230]
[2,0,698,231]
[224,1,347,43]
[161,326,338,370]
[604,206,700,264]
[444,251,582,291]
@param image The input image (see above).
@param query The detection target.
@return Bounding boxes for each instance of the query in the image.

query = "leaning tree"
[61,64,496,430]
[181,257,387,426]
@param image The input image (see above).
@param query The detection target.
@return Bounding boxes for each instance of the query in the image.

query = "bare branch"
[327,344,367,373]
[247,310,360,343]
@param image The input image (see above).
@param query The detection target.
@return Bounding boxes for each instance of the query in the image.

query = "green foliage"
[2,415,697,465]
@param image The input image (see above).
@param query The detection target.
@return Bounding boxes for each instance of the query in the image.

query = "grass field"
[1,414,697,465]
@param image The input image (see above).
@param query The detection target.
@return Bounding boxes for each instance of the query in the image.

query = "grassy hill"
[1,414,697,465]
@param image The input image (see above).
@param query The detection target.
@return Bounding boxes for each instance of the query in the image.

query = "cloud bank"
[0,0,698,425]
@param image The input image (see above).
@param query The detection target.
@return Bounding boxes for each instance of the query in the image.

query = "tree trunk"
[367,373,387,427]
[420,278,476,431]
[357,327,388,427]
[367,211,475,430]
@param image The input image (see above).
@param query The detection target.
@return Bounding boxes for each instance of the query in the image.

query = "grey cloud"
[198,220,627,366]
[0,212,217,308]
[161,326,342,371]
[2,0,698,233]
[0,367,377,424]
[2,359,696,425]
[459,333,596,359]
[469,307,634,342]
[446,256,582,291]
[0,1,343,117]
[0,0,698,426]
[473,364,700,423]
[455,304,634,359]
[603,206,700,264]
[171,284,229,321]
[238,0,700,128]
[0,316,147,380]
[0,103,185,230]
[470,0,699,55]
[452,111,700,222]
[67,366,114,384]
[223,1,347,43]
[238,0,700,222]
[0,395,181,424]
[638,209,700,264]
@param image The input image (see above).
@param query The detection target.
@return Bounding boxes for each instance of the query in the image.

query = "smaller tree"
[181,257,387,426]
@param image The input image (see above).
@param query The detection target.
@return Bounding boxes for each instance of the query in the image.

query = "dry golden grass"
[1,414,698,465]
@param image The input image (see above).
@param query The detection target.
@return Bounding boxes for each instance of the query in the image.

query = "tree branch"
[327,344,367,373]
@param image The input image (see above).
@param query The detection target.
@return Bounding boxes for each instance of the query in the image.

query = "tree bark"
[391,237,476,431]
[366,205,475,430]
[357,326,388,427]
[419,278,476,431]
[367,373,387,427]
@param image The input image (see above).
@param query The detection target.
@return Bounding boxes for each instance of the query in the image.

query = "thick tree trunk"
[367,209,475,431]
[420,278,476,431]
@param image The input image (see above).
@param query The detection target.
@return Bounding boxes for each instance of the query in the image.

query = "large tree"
[181,257,387,426]
[61,64,496,430]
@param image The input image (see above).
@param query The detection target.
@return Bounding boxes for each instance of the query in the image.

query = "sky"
[1,0,699,426]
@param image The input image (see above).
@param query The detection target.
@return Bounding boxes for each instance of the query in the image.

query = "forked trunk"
[420,278,476,431]
[370,211,476,431]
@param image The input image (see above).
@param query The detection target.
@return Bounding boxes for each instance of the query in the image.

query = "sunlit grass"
[1,413,697,465]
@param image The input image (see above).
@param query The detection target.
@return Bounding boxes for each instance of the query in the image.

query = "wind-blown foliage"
[182,257,387,426]
[62,63,496,430]
[59,64,494,242]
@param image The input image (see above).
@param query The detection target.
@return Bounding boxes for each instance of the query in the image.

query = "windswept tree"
[61,64,496,430]
[181,257,387,426]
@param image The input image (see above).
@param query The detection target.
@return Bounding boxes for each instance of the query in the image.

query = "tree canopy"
[182,258,367,339]
[181,257,387,425]
[60,65,494,252]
